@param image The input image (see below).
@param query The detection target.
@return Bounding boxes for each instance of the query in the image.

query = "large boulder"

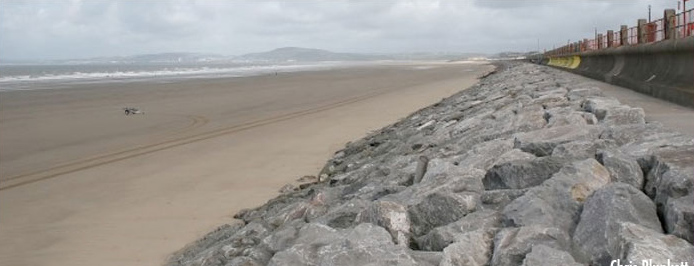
[573,183,662,265]
[416,209,500,251]
[452,138,515,172]
[551,140,612,160]
[664,193,694,245]
[581,97,621,120]
[439,229,495,266]
[522,245,583,266]
[502,159,611,233]
[544,107,595,128]
[483,157,564,190]
[596,149,644,189]
[643,148,694,243]
[356,200,411,246]
[317,223,419,266]
[481,188,528,208]
[407,191,479,236]
[582,96,646,125]
[313,199,369,229]
[513,125,601,157]
[268,223,421,266]
[601,106,646,125]
[614,222,694,265]
[267,223,343,265]
[566,86,603,101]
[490,226,571,266]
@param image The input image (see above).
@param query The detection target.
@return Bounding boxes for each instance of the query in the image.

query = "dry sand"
[0,62,493,266]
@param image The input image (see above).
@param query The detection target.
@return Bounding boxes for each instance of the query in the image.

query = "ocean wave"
[0,63,348,91]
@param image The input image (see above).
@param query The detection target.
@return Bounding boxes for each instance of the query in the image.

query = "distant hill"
[43,53,230,64]
[234,47,387,62]
[5,48,489,65]
[123,53,226,63]
[234,47,490,62]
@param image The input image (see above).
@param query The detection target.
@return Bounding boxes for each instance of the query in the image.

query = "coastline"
[0,61,494,266]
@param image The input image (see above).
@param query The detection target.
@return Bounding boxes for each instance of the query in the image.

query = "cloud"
[0,0,681,60]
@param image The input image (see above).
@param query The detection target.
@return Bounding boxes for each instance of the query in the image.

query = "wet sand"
[0,62,493,266]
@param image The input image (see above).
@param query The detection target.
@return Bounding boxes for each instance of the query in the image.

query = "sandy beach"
[0,62,493,266]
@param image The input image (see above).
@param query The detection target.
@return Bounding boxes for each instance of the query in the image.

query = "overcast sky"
[0,0,681,60]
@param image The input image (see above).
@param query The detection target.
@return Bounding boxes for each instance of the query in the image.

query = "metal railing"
[676,8,694,37]
[546,8,693,56]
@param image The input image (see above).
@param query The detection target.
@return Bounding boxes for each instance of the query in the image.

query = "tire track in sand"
[0,90,386,191]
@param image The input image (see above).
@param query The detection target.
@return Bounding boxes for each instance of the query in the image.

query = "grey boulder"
[573,183,662,265]
[491,226,571,266]
[522,245,583,266]
[502,159,611,232]
[614,222,694,265]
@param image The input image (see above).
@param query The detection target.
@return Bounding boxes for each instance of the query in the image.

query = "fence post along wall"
[543,7,694,107]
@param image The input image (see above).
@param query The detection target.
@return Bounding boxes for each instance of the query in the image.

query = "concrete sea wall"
[546,37,694,107]
[167,62,694,266]
[544,7,694,108]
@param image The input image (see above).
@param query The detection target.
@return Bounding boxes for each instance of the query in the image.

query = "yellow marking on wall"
[547,56,581,69]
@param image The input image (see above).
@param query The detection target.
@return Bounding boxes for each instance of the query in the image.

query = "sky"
[0,0,682,60]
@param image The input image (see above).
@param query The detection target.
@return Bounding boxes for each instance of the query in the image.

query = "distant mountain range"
[4,47,506,65]
[234,47,490,62]
[234,47,385,62]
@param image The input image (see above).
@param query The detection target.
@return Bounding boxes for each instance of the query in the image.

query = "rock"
[483,157,564,190]
[416,210,500,251]
[533,94,569,109]
[599,123,677,146]
[278,184,297,194]
[502,159,611,232]
[664,193,694,244]
[601,106,646,125]
[266,201,313,227]
[643,148,694,243]
[296,175,317,182]
[543,107,595,128]
[551,140,610,160]
[452,138,515,171]
[356,200,411,246]
[522,245,583,266]
[493,149,537,166]
[417,120,436,131]
[513,125,601,157]
[317,223,419,266]
[507,104,548,132]
[614,222,694,265]
[547,110,592,127]
[413,155,429,184]
[313,199,368,229]
[531,87,567,98]
[573,183,662,265]
[481,188,528,208]
[167,224,243,266]
[407,191,479,236]
[267,223,343,266]
[490,226,571,266]
[408,251,442,266]
[581,97,621,120]
[419,157,473,184]
[582,97,646,125]
[566,86,603,101]
[236,247,272,265]
[260,221,301,253]
[439,229,495,266]
[620,133,694,160]
[596,149,644,189]
[225,256,262,266]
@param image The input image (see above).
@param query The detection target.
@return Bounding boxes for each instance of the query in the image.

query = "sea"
[0,61,356,92]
